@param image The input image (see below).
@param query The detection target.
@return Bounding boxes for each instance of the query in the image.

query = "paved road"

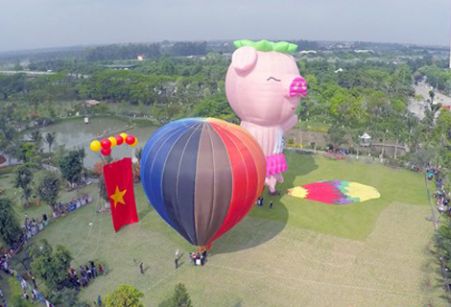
[408,81,451,119]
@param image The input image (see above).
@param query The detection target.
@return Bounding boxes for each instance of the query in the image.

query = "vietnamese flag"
[103,158,139,232]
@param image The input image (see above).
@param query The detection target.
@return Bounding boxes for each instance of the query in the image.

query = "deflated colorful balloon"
[90,140,101,152]
[225,39,308,194]
[140,118,266,247]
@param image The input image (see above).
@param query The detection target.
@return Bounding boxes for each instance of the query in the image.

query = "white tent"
[359,133,371,146]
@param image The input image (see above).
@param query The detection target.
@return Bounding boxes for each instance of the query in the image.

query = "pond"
[39,117,157,168]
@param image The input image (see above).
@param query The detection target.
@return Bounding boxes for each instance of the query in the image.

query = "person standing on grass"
[98,263,104,275]
[31,275,37,289]
[175,249,180,269]
[269,202,273,209]
[139,262,144,274]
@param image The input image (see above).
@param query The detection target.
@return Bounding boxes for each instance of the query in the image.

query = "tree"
[45,132,56,153]
[327,125,347,149]
[10,296,33,307]
[434,111,451,142]
[0,198,22,246]
[48,288,89,307]
[31,240,72,291]
[409,146,435,169]
[19,142,38,163]
[429,90,435,103]
[59,149,84,187]
[435,219,451,286]
[105,285,144,307]
[193,94,237,122]
[0,73,27,100]
[172,283,193,307]
[30,130,43,149]
[159,283,193,307]
[36,172,60,210]
[15,165,34,207]
[98,173,109,203]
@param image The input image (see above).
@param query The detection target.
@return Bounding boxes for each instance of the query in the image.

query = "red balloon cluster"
[90,132,138,156]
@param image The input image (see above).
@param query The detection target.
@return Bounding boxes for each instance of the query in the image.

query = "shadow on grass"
[212,152,317,254]
[137,200,154,220]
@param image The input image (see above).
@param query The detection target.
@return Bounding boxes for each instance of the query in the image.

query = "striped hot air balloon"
[140,118,266,247]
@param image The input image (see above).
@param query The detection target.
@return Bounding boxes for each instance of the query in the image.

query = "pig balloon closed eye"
[225,40,308,194]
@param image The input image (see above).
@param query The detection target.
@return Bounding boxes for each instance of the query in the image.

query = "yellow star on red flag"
[110,186,127,208]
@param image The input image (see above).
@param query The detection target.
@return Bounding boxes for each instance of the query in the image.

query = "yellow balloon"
[131,137,139,147]
[108,136,117,147]
[120,132,128,139]
[90,140,101,152]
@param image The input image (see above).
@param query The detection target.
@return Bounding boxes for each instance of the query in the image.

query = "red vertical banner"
[103,158,139,232]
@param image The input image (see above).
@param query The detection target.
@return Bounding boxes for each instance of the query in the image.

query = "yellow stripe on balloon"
[287,186,308,199]
[342,182,380,202]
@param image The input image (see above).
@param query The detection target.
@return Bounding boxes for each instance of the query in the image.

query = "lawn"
[2,152,444,306]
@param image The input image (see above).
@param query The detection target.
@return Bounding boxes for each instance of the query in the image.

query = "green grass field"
[1,152,445,306]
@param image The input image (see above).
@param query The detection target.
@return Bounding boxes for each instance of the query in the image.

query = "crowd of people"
[0,253,54,307]
[23,214,48,240]
[427,165,451,215]
[0,194,94,306]
[18,274,52,306]
[0,254,12,276]
[21,195,92,243]
[53,194,92,217]
[67,260,105,289]
[190,250,208,266]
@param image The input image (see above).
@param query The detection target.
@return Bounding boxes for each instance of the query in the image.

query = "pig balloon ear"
[231,46,257,73]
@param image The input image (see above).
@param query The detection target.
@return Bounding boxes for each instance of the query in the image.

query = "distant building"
[299,50,317,55]
[359,133,372,147]
[102,64,137,70]
[85,100,101,107]
[354,49,374,54]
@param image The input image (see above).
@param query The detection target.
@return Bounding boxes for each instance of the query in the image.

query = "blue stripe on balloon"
[162,123,202,245]
[140,119,200,238]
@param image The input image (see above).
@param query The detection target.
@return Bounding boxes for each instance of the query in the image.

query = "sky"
[0,0,450,52]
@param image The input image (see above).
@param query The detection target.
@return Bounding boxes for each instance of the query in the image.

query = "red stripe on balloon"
[207,120,261,244]
[303,182,341,204]
[227,124,266,198]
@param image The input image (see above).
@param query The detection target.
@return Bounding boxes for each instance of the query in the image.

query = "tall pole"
[449,38,451,69]
[449,13,451,69]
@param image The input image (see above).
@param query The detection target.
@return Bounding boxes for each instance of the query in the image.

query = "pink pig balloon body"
[225,44,307,194]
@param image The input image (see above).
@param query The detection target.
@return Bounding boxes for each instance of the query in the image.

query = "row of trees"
[104,283,192,307]
[419,65,451,94]
[0,147,85,247]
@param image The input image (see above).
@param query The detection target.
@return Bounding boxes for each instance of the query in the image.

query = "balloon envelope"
[140,118,266,246]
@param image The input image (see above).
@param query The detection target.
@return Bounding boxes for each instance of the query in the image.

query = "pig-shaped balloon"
[225,40,308,194]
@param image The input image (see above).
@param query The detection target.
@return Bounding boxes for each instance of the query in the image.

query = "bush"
[0,198,22,246]
[159,283,193,307]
